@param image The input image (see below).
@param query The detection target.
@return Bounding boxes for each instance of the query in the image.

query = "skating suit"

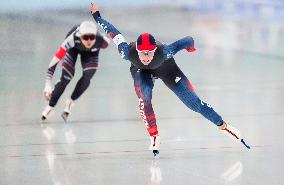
[93,12,223,136]
[46,25,110,106]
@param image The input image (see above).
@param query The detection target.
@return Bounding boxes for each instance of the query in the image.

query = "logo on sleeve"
[98,21,108,33]
[113,34,126,46]
[175,77,181,83]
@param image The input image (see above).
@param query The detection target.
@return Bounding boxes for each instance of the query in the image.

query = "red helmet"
[136,33,157,52]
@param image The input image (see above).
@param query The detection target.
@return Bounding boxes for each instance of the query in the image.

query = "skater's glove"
[185,47,197,52]
[43,80,53,101]
[90,2,100,15]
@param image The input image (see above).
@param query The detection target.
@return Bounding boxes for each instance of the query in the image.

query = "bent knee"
[60,74,73,85]
[83,69,96,80]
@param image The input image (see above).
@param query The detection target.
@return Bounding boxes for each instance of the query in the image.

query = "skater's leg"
[47,69,73,121]
[49,51,77,107]
[70,68,96,101]
[131,69,158,136]
[42,51,77,120]
[61,68,96,121]
[49,70,74,107]
[61,53,98,121]
[162,71,224,126]
[70,52,98,101]
[131,68,161,154]
[160,64,247,145]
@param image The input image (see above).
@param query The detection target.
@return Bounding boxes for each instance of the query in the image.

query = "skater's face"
[137,49,156,65]
[80,34,96,49]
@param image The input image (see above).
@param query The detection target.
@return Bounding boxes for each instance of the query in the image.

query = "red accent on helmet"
[136,33,157,51]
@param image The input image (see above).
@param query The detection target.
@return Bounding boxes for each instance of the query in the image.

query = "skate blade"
[153,150,160,159]
[241,139,251,149]
[61,112,69,123]
[41,115,47,121]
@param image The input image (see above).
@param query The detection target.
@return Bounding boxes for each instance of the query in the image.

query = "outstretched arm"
[163,36,196,60]
[90,3,129,60]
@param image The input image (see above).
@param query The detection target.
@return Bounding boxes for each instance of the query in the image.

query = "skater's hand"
[43,80,53,101]
[90,2,99,14]
[185,47,197,52]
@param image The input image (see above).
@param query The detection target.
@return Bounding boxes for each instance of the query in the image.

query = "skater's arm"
[46,33,75,81]
[46,48,65,81]
[43,33,75,101]
[90,3,129,60]
[163,36,196,60]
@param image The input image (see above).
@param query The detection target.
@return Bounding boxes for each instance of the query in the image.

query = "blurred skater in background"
[90,3,250,157]
[41,20,110,122]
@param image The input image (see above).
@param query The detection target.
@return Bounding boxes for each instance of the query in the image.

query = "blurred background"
[0,1,284,185]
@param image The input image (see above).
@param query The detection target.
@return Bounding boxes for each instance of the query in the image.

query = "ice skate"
[149,135,161,158]
[41,105,54,121]
[219,122,250,149]
[61,99,74,122]
[61,112,69,122]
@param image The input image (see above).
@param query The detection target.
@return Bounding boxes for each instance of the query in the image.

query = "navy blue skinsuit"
[92,12,223,136]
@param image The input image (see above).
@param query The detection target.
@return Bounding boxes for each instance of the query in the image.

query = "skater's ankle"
[219,122,227,130]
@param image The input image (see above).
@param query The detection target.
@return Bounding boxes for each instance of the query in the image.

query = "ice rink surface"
[0,6,284,185]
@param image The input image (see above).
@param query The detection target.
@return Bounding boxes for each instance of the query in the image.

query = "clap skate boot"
[61,99,74,122]
[41,105,54,121]
[219,122,250,149]
[149,135,161,157]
